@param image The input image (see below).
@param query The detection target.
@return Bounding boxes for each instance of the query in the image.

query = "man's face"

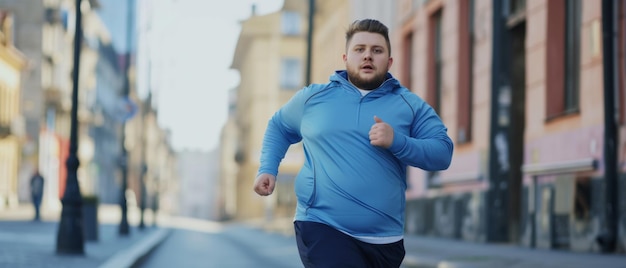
[343,31,393,90]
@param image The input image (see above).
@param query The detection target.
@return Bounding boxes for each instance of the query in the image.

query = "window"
[564,0,581,113]
[45,7,60,24]
[457,0,474,144]
[401,32,413,88]
[509,0,526,16]
[61,8,69,30]
[280,58,302,89]
[546,0,581,119]
[428,10,443,113]
[281,11,301,36]
[505,0,526,31]
[0,11,13,46]
[427,9,443,185]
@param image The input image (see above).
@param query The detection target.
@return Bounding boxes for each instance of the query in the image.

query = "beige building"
[144,98,177,218]
[0,9,27,209]
[125,92,177,220]
[218,88,239,220]
[132,0,179,220]
[311,0,397,84]
[226,0,308,220]
[0,0,108,210]
[0,0,47,205]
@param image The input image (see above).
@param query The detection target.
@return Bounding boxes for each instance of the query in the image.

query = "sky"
[144,0,284,152]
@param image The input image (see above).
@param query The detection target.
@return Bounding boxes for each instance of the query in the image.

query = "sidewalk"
[0,204,170,268]
[402,235,626,268]
[253,217,626,268]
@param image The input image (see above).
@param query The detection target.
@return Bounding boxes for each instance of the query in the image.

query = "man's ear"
[342,53,347,63]
[388,57,393,69]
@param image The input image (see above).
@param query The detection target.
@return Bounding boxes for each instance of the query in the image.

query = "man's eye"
[355,48,364,52]
[374,49,383,53]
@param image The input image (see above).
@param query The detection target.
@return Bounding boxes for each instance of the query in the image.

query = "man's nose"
[363,49,372,60]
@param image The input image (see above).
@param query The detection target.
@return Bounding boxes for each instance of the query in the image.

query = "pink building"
[395,0,625,254]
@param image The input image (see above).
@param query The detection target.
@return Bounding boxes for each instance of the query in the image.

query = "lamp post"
[152,177,159,227]
[138,94,149,230]
[597,0,618,253]
[56,0,85,255]
[139,163,147,229]
[118,0,134,236]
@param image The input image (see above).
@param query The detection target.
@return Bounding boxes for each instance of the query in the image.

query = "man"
[30,170,45,221]
[253,19,453,267]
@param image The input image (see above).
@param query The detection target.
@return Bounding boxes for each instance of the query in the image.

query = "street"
[0,204,624,268]
[137,220,301,268]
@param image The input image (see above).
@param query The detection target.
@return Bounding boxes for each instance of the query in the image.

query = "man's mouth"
[361,64,374,70]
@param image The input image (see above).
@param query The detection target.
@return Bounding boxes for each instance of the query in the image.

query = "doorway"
[507,17,526,243]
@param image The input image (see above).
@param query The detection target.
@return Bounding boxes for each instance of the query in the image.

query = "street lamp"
[56,0,85,255]
[152,176,159,227]
[118,0,134,236]
[139,163,147,229]
[138,91,152,230]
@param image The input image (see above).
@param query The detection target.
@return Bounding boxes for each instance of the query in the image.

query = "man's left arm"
[388,106,453,171]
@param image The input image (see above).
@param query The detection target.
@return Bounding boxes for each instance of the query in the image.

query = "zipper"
[304,143,317,215]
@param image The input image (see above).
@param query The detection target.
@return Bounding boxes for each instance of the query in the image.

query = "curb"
[98,228,171,268]
[401,255,440,268]
[402,254,503,268]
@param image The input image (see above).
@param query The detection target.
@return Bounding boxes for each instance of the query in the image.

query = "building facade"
[226,0,309,220]
[0,0,56,207]
[218,88,239,220]
[0,0,102,211]
[0,0,177,224]
[395,0,625,254]
[0,9,26,209]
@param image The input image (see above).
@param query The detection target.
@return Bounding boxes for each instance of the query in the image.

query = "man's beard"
[347,68,388,90]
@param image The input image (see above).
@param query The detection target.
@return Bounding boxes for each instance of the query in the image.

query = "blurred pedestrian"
[30,170,44,221]
[253,19,454,267]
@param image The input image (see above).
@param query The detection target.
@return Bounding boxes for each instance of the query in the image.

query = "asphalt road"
[137,221,302,268]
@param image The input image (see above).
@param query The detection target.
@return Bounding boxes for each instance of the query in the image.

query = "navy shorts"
[294,221,405,268]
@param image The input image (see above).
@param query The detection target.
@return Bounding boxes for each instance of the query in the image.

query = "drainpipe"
[305,0,315,85]
[486,0,510,243]
[596,0,619,253]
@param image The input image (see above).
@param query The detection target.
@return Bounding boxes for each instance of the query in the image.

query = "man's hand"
[369,116,394,148]
[253,173,276,196]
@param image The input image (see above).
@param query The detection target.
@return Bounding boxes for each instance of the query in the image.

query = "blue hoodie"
[258,70,453,242]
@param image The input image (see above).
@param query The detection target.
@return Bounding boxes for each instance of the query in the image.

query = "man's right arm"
[256,86,310,176]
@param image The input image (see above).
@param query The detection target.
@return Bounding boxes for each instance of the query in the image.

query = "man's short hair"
[345,19,391,56]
